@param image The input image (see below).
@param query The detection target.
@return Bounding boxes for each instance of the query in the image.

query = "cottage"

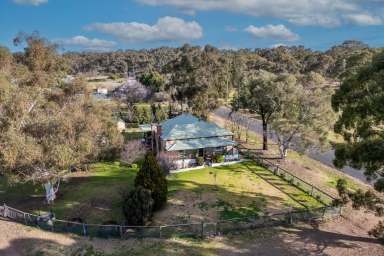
[151,113,239,170]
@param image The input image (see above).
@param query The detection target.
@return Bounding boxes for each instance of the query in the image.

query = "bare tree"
[120,140,147,164]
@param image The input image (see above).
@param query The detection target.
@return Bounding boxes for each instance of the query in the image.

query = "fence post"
[3,204,8,218]
[159,226,162,239]
[23,213,27,224]
[288,209,293,225]
[201,222,204,239]
[322,207,326,221]
[120,226,123,238]
[82,223,87,236]
[310,186,314,196]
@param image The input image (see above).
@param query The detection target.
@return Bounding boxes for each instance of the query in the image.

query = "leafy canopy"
[332,51,384,188]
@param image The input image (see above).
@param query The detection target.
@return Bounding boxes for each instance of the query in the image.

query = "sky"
[1,0,384,52]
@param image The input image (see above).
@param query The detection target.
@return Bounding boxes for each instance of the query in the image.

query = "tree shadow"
[242,162,324,208]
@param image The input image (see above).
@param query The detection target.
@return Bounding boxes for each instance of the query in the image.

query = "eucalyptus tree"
[271,75,334,158]
[0,34,123,203]
[235,70,279,150]
[332,51,384,189]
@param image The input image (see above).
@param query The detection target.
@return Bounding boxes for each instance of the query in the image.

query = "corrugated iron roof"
[160,113,233,140]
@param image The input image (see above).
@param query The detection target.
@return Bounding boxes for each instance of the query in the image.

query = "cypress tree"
[135,152,167,210]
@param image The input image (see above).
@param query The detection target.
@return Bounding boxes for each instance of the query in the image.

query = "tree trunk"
[279,145,288,159]
[262,120,268,151]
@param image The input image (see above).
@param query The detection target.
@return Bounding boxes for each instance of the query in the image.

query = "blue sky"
[1,0,384,52]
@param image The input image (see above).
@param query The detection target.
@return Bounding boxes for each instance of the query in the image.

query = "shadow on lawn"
[0,171,136,224]
[242,162,324,209]
[165,177,298,222]
[0,223,381,256]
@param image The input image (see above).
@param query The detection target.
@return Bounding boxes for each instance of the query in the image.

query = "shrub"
[122,186,154,225]
[196,156,204,166]
[212,154,224,163]
[157,151,180,173]
[374,178,384,192]
[120,140,147,165]
[135,153,168,210]
[217,155,225,163]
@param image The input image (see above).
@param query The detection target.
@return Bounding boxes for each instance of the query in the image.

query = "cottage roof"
[160,113,233,140]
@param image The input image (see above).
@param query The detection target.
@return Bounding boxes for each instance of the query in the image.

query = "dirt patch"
[154,190,219,224]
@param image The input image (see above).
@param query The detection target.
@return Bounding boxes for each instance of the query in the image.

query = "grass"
[1,160,323,225]
[163,161,323,223]
[209,113,367,195]
[0,162,138,223]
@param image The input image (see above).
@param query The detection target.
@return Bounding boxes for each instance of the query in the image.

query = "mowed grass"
[209,113,367,195]
[159,161,323,223]
[0,162,138,223]
[1,160,322,225]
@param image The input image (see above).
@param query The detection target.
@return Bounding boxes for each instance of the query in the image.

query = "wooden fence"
[239,147,336,206]
[0,150,342,239]
[0,203,341,239]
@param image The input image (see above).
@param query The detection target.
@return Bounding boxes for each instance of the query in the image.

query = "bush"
[212,154,224,163]
[135,153,168,210]
[120,140,147,165]
[157,151,180,173]
[122,186,154,225]
[196,156,204,166]
[374,178,384,192]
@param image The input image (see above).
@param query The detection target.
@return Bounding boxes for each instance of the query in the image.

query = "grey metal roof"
[160,113,233,140]
[166,137,236,151]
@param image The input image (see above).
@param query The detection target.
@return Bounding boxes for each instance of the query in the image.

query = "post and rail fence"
[0,148,342,239]
[239,146,337,206]
[0,203,341,240]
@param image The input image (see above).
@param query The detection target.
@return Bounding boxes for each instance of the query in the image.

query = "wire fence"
[239,147,336,206]
[1,203,341,239]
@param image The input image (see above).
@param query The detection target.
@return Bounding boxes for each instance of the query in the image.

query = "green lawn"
[158,161,323,224]
[1,161,323,225]
[0,162,138,223]
[210,113,367,195]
